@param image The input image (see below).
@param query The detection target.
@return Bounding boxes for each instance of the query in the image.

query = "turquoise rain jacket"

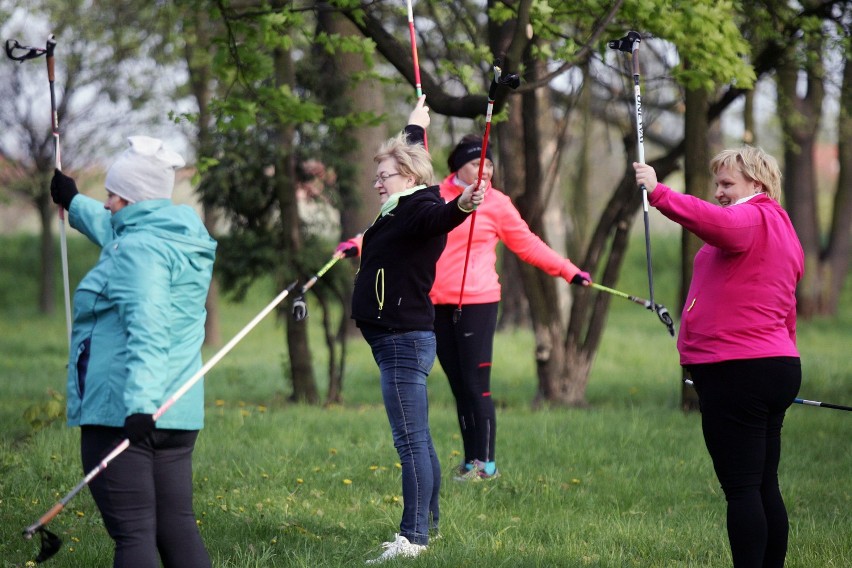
[65,195,217,430]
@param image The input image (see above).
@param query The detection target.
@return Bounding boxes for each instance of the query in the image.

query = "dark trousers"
[434,303,499,464]
[81,426,211,568]
[688,357,801,568]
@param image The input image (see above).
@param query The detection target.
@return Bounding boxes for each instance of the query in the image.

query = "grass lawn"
[0,234,849,567]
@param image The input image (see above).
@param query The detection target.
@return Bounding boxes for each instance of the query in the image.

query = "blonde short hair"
[710,146,782,201]
[374,132,433,186]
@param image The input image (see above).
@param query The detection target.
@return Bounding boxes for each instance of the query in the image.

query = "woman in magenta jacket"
[635,146,803,568]
[429,135,590,481]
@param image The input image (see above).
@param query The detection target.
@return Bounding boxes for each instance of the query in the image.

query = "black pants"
[688,357,801,568]
[434,303,499,464]
[81,426,211,568]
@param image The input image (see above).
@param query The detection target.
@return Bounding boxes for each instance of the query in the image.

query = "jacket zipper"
[375,268,385,319]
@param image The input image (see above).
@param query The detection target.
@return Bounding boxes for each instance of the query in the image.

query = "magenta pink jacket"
[429,174,580,305]
[649,184,804,365]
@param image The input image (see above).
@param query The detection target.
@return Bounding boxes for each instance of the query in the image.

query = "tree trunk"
[776,39,825,317]
[183,6,221,346]
[504,57,571,407]
[680,81,711,412]
[824,48,852,315]
[273,41,318,404]
[315,11,388,399]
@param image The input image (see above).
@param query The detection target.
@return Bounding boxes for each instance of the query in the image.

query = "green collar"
[379,184,427,217]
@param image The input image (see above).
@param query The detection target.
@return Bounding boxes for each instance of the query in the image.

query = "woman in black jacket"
[353,97,484,564]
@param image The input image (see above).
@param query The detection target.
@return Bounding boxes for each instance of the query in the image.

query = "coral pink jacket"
[649,184,804,365]
[429,174,580,305]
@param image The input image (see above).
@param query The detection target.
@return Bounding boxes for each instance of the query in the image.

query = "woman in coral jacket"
[429,135,591,481]
[635,146,803,568]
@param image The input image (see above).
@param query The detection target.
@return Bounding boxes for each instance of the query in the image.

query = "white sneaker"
[365,533,427,564]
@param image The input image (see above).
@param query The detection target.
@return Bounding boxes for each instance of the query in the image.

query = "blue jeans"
[360,326,441,546]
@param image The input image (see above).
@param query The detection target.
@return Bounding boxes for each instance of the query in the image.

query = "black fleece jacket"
[351,179,471,332]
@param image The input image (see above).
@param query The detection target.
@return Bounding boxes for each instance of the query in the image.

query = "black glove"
[570,270,592,286]
[124,413,155,444]
[292,296,308,321]
[50,169,78,210]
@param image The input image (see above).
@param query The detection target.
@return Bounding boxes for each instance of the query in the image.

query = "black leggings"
[81,426,211,568]
[434,303,499,464]
[688,357,801,568]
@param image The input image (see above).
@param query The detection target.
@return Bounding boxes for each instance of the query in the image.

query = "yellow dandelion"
[450,450,460,457]
[261,472,269,479]
[343,479,352,485]
[71,537,80,543]
[329,448,338,455]
[369,465,379,471]
[75,511,85,517]
[571,478,581,484]
[297,478,304,484]
[26,562,37,567]
[197,519,203,526]
[394,463,402,469]
[258,405,267,413]
[238,401,246,407]
[215,399,225,407]
[240,409,250,417]
[68,547,75,552]
[271,537,278,544]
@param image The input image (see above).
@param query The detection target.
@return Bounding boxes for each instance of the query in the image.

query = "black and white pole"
[609,31,656,312]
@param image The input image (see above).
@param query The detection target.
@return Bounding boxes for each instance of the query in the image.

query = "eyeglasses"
[374,172,402,185]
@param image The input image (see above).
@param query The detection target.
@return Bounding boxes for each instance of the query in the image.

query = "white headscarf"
[105,136,185,203]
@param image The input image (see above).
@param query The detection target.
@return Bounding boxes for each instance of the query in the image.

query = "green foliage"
[22,390,65,432]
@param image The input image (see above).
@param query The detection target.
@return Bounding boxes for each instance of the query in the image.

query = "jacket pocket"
[75,337,92,396]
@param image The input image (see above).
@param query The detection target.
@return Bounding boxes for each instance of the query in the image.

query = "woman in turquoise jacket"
[51,136,216,568]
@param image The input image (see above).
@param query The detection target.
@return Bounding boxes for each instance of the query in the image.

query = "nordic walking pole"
[792,397,852,412]
[46,35,72,348]
[22,281,299,561]
[405,0,427,150]
[683,379,852,412]
[590,282,674,336]
[454,60,520,323]
[608,31,656,312]
[5,35,72,346]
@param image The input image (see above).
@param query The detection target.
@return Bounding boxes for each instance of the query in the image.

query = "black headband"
[447,139,493,173]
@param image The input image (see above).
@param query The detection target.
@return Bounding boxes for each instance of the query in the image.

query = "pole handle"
[23,503,63,539]
[46,35,56,81]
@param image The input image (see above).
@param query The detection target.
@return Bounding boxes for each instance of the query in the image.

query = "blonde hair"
[374,132,433,186]
[710,146,782,201]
